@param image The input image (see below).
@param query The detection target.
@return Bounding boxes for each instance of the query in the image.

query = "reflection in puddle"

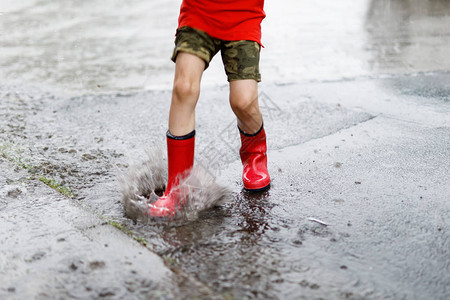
[234,190,273,242]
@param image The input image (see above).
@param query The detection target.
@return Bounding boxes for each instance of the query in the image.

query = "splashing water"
[118,148,230,223]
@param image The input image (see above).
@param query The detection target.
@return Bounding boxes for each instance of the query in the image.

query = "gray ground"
[1,0,449,299]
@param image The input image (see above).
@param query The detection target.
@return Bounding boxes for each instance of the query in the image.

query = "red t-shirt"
[178,0,265,45]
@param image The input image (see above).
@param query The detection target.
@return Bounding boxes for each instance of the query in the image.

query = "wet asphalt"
[1,0,450,299]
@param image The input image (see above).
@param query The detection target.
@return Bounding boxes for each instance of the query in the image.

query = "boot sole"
[243,183,271,193]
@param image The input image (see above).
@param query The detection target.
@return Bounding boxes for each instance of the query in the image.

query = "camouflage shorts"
[171,26,261,82]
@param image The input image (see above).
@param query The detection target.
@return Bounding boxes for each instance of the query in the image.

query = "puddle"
[119,149,230,224]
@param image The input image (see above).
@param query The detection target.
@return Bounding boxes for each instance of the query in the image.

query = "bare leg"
[229,79,263,134]
[169,52,205,136]
[230,79,270,191]
[149,52,205,217]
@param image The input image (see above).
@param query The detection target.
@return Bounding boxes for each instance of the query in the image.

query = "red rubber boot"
[149,130,195,217]
[239,124,271,191]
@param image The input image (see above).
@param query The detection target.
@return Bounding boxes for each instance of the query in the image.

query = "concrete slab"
[0,158,219,299]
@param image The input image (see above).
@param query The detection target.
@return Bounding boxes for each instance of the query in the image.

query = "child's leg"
[149,52,204,217]
[229,79,262,134]
[222,40,264,133]
[150,27,221,217]
[221,41,270,191]
[230,79,270,191]
[169,52,205,136]
[168,26,221,136]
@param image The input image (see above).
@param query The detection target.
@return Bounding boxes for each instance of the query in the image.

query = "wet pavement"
[1,0,450,299]
[0,158,218,299]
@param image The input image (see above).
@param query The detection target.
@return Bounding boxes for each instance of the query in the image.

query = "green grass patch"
[37,177,73,198]
[1,143,73,198]
[163,256,177,266]
[108,220,148,246]
[134,236,148,246]
[221,292,236,300]
[0,143,33,170]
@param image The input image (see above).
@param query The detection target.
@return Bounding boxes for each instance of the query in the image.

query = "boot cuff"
[238,123,263,137]
[166,129,195,140]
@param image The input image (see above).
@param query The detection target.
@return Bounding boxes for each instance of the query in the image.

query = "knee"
[173,78,200,103]
[230,90,258,114]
